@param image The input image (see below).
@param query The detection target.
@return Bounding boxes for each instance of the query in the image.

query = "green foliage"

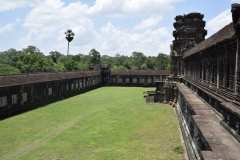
[146,56,156,70]
[89,48,101,63]
[78,62,89,70]
[173,146,184,154]
[21,54,55,73]
[131,51,147,69]
[65,29,75,42]
[0,63,21,75]
[111,65,127,70]
[72,54,82,62]
[155,53,170,70]
[101,55,120,66]
[49,51,62,63]
[53,63,66,72]
[63,59,79,71]
[22,46,42,55]
[0,46,171,74]
[0,48,24,67]
[115,53,126,65]
[140,64,148,70]
[75,54,91,70]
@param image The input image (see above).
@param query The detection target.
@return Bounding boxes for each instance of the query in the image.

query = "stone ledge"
[201,151,237,160]
[176,82,240,160]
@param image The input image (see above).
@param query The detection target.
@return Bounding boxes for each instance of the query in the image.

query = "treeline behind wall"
[0,46,170,74]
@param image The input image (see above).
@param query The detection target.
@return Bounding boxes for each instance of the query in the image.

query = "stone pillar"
[174,86,177,103]
[217,55,220,88]
[232,3,240,95]
[155,81,167,103]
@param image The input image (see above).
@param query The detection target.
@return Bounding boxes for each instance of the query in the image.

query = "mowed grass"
[0,87,184,160]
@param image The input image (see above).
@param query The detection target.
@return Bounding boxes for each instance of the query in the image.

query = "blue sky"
[0,0,239,56]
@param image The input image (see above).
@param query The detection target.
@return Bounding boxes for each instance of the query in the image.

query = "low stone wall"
[183,77,240,140]
[175,82,240,160]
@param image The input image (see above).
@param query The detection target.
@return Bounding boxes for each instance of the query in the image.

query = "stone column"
[217,55,220,88]
[231,3,240,95]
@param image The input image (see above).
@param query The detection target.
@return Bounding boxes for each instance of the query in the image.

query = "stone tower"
[170,12,207,78]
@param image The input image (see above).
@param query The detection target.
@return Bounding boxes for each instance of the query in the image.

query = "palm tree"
[65,29,75,71]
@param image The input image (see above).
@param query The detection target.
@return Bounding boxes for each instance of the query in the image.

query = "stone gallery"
[167,3,240,160]
[0,3,240,160]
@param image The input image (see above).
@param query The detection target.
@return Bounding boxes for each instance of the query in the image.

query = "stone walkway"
[176,83,240,160]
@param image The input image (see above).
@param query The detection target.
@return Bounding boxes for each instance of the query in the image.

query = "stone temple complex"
[167,3,240,160]
[1,3,240,160]
[171,12,207,78]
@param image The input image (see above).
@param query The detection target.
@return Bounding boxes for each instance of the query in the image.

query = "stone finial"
[231,3,240,34]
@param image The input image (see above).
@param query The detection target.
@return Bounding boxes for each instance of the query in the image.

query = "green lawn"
[0,87,184,160]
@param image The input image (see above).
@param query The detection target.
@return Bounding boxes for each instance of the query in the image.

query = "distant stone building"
[0,63,170,117]
[89,63,111,84]
[170,4,240,160]
[1,3,240,160]
[171,12,207,78]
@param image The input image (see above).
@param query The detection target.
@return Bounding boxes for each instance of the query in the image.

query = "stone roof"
[100,63,110,69]
[0,71,100,87]
[111,70,170,76]
[183,22,235,58]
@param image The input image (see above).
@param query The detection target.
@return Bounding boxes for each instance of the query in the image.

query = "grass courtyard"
[0,87,184,160]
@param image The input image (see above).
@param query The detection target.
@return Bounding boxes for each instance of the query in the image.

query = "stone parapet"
[176,82,240,160]
[232,3,240,35]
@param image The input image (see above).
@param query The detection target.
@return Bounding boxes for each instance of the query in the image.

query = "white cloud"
[49,21,172,56]
[232,0,240,3]
[0,0,41,12]
[206,9,232,33]
[133,16,163,31]
[19,0,94,49]
[18,0,172,56]
[0,19,20,34]
[87,0,184,17]
[23,0,89,28]
[98,22,171,56]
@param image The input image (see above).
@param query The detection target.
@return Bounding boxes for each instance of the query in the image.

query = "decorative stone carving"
[232,3,240,35]
[171,12,207,78]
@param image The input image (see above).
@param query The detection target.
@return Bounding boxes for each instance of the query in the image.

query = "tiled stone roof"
[183,22,235,58]
[100,63,110,69]
[0,71,100,87]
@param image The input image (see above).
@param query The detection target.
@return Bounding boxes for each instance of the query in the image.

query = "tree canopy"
[131,51,147,70]
[0,45,170,74]
[89,49,101,64]
[155,53,170,70]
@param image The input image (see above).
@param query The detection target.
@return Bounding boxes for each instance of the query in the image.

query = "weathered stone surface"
[176,82,240,159]
[202,151,238,160]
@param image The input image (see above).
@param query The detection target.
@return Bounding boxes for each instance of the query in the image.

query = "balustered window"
[190,62,193,77]
[228,62,235,90]
[49,88,53,95]
[213,63,217,85]
[162,76,166,81]
[199,63,202,79]
[43,89,46,97]
[223,63,227,88]
[203,64,206,81]
[207,63,211,83]
[219,63,224,87]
